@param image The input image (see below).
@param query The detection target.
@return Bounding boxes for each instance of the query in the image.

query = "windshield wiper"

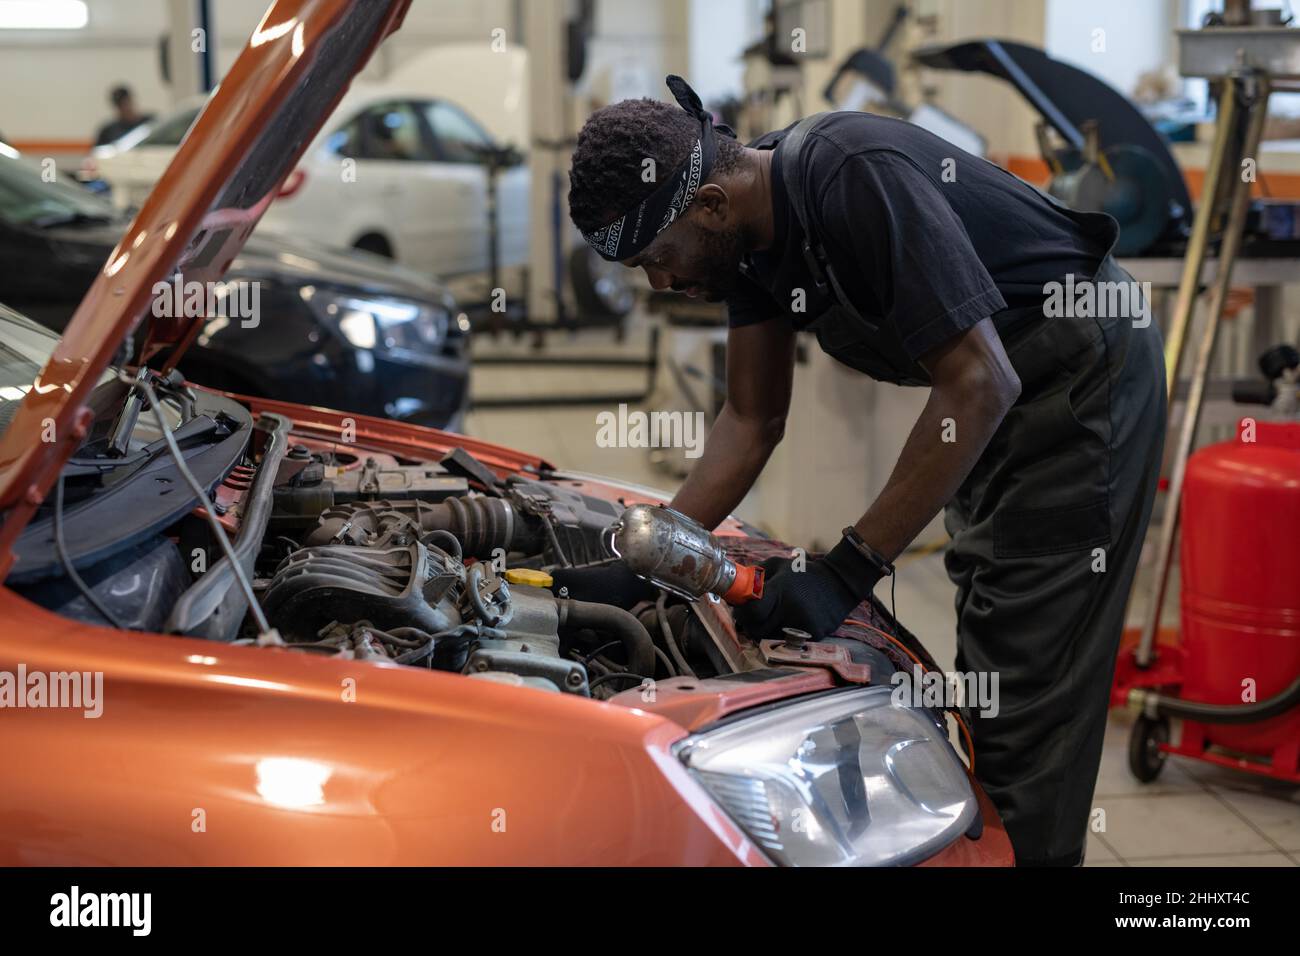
[106,368,150,458]
[63,414,226,480]
[103,366,199,458]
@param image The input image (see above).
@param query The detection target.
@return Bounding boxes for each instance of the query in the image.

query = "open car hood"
[0,0,410,574]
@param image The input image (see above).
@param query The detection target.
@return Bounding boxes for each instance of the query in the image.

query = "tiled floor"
[464,316,1300,867]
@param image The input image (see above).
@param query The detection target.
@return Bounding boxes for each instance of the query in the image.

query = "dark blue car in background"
[0,153,470,431]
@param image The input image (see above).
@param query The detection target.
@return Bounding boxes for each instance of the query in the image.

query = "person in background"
[94,85,153,147]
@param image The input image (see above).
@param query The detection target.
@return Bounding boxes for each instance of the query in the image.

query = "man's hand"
[733,538,885,640]
[549,561,659,609]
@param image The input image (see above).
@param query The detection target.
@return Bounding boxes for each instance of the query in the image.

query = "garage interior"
[1,0,1298,870]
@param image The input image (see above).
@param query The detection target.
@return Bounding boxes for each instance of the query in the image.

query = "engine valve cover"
[261,542,461,640]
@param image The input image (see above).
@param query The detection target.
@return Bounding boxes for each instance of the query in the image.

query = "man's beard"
[694,225,745,301]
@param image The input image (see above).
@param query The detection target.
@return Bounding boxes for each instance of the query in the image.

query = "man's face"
[624,196,745,303]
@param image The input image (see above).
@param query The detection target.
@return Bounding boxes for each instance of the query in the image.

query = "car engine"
[19,404,914,700]
[254,444,913,697]
[238,444,684,696]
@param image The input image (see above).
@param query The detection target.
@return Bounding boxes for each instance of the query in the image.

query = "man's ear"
[693,183,730,223]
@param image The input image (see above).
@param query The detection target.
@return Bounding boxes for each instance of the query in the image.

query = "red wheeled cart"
[1113,354,1300,784]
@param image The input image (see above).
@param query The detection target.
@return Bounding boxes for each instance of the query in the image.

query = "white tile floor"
[464,316,1300,867]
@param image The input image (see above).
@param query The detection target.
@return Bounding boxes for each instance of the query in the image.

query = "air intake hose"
[306,496,544,557]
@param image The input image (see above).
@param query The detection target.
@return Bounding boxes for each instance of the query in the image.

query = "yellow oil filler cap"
[504,568,555,588]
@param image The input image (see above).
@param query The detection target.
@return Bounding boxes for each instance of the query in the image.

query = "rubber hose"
[440,496,522,557]
[423,528,462,559]
[466,563,504,627]
[306,496,542,557]
[557,599,656,678]
[1135,673,1300,724]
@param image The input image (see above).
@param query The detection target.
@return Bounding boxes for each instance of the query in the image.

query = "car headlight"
[677,686,977,866]
[307,288,450,356]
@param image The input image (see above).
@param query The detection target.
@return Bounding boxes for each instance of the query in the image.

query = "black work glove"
[733,538,884,641]
[549,561,659,609]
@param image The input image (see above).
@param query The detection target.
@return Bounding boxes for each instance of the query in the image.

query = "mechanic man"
[565,77,1167,867]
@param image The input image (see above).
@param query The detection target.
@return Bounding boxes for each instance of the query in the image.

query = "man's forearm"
[855,379,1014,562]
[670,404,783,530]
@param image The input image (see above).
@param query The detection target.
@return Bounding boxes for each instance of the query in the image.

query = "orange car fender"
[0,590,767,866]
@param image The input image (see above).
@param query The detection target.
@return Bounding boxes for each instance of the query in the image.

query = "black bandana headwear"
[581,75,737,262]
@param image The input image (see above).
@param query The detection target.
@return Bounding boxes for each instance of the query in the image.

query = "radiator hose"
[556,599,655,678]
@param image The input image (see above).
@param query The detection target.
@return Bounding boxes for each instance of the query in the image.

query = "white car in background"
[89,45,632,317]
[263,85,534,277]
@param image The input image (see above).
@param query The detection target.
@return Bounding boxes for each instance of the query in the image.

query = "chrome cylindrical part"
[611,504,739,600]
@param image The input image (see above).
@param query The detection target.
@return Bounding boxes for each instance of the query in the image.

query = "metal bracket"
[758,639,872,684]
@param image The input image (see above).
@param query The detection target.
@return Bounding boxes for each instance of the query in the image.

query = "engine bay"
[15,392,917,700]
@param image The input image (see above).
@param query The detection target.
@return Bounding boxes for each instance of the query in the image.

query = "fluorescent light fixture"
[0,1,88,30]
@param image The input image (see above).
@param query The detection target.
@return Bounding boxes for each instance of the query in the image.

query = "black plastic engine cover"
[261,542,461,640]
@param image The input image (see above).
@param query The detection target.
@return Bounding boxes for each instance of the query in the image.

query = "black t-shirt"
[728,112,1119,383]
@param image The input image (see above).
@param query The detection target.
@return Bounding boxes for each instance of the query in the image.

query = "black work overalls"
[769,117,1168,866]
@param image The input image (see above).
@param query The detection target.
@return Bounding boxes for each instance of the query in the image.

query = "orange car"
[0,0,1011,867]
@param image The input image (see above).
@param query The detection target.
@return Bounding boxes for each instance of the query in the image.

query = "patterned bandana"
[581,75,736,262]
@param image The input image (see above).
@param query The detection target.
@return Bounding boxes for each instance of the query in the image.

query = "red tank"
[1180,420,1300,760]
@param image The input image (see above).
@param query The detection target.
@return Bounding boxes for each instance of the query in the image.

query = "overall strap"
[777,112,829,239]
[775,113,875,330]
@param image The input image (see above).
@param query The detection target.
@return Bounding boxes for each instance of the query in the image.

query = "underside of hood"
[0,0,411,575]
